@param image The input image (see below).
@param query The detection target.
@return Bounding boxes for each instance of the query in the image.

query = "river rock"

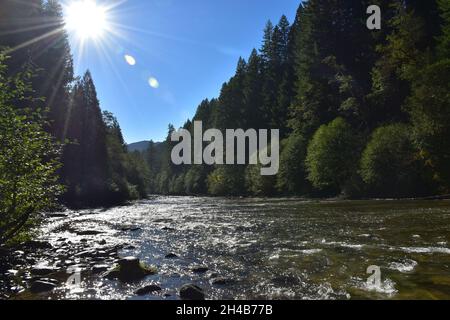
[211,277,234,286]
[191,266,209,274]
[30,280,56,293]
[13,250,25,257]
[134,284,162,296]
[31,266,58,276]
[165,253,178,259]
[120,226,142,232]
[36,278,59,284]
[103,269,120,280]
[92,264,109,274]
[7,269,19,276]
[179,284,205,300]
[75,250,95,258]
[24,240,52,249]
[76,230,103,236]
[104,257,156,282]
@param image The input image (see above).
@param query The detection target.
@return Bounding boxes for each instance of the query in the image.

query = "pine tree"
[62,71,109,205]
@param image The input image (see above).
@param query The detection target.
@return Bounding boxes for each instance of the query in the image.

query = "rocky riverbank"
[0,208,209,300]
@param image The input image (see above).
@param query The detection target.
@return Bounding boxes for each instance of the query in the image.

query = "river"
[6,196,450,300]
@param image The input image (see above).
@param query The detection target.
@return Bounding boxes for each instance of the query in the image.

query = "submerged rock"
[165,253,178,259]
[211,277,234,286]
[120,226,142,232]
[191,266,209,274]
[134,284,162,296]
[76,230,103,236]
[179,284,205,300]
[30,280,56,293]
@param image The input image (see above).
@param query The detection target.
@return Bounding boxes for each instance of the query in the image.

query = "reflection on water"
[21,197,450,299]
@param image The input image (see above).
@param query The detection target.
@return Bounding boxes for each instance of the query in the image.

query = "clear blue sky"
[65,0,301,143]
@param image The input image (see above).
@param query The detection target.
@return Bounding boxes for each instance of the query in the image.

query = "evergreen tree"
[62,71,109,205]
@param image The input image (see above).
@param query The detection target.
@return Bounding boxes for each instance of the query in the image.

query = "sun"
[65,0,108,40]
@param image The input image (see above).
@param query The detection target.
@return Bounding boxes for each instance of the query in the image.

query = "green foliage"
[245,165,276,196]
[103,111,150,201]
[408,59,450,191]
[146,0,450,199]
[306,118,360,192]
[170,174,185,195]
[276,134,309,195]
[437,0,450,58]
[61,71,110,206]
[184,166,208,195]
[0,56,63,244]
[360,123,430,197]
[126,151,150,198]
[404,1,450,192]
[207,166,245,196]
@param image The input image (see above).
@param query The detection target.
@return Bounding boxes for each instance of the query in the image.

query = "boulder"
[118,256,140,270]
[165,253,178,259]
[30,280,56,293]
[104,257,156,282]
[179,284,205,300]
[103,269,120,280]
[134,284,162,296]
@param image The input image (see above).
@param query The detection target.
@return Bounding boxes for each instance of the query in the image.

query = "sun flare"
[65,0,108,40]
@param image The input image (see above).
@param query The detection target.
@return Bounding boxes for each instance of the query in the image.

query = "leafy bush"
[305,118,360,193]
[0,56,63,245]
[245,164,276,196]
[207,166,245,196]
[184,166,208,195]
[360,123,431,197]
[276,134,309,195]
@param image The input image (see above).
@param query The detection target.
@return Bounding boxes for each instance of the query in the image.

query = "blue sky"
[64,0,301,143]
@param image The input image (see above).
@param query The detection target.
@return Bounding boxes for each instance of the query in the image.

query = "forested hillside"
[146,0,450,198]
[1,0,450,245]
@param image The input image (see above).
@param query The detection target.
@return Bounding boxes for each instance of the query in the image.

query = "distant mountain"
[127,141,150,152]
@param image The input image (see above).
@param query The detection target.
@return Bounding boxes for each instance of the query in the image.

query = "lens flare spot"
[124,55,136,66]
[148,77,159,89]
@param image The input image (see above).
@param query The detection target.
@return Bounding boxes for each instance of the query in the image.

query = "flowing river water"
[5,197,450,300]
